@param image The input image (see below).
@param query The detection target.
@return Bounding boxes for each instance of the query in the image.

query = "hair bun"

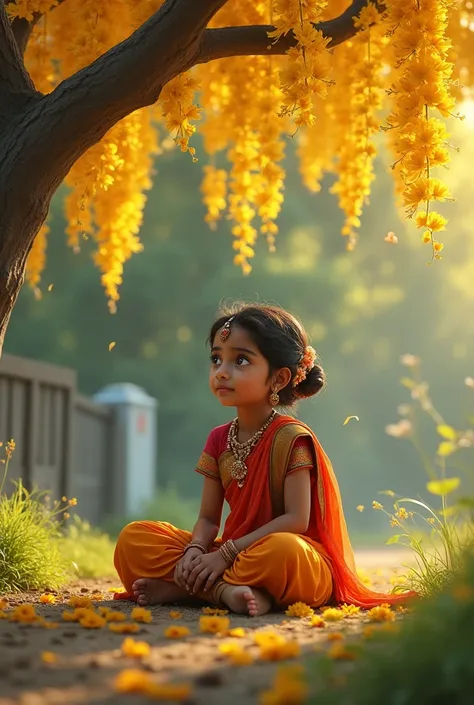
[293,363,326,399]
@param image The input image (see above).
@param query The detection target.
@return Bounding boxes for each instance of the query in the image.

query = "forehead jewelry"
[220,315,235,342]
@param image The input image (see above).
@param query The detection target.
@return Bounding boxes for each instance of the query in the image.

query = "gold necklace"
[227,410,277,488]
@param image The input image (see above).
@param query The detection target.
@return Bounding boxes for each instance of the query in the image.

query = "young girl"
[114,303,414,616]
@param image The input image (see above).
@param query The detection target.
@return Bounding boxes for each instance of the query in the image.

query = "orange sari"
[198,414,415,608]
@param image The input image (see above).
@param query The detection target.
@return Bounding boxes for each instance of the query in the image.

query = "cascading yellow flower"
[19,0,465,301]
[385,0,459,260]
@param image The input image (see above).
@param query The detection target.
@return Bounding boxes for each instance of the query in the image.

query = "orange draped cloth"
[114,415,416,608]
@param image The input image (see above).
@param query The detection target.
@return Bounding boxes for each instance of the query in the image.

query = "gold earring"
[269,388,280,407]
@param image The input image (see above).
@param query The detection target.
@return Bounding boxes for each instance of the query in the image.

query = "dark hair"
[208,302,326,406]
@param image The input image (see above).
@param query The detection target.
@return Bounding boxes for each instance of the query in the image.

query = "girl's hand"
[174,547,205,590]
[186,550,229,595]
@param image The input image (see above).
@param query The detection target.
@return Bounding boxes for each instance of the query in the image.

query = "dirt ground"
[0,550,413,705]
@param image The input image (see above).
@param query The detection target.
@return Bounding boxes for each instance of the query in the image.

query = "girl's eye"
[236,355,250,366]
[210,355,220,365]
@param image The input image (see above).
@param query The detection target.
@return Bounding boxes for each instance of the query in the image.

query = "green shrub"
[0,441,69,591]
[309,550,474,705]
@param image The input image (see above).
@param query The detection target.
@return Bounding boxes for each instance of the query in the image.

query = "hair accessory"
[269,388,280,407]
[292,345,317,387]
[220,316,235,342]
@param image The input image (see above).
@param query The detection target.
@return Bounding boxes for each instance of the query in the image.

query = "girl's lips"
[216,387,233,393]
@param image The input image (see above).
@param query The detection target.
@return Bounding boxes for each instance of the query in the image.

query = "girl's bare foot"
[132,578,188,606]
[220,585,272,617]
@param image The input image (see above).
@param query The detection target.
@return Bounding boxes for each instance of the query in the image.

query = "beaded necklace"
[227,410,277,488]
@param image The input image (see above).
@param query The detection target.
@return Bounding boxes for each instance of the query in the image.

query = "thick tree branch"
[13,0,228,196]
[0,0,36,99]
[197,0,377,64]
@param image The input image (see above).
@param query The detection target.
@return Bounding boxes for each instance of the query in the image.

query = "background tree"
[0,0,472,354]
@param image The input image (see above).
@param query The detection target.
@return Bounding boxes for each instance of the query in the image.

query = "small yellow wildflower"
[131,606,152,624]
[10,604,38,623]
[341,603,360,617]
[41,651,58,664]
[285,602,314,618]
[328,643,358,660]
[219,642,254,665]
[39,593,56,604]
[121,637,151,658]
[199,615,230,634]
[68,596,92,609]
[5,439,15,459]
[309,615,325,628]
[68,497,78,506]
[169,610,182,619]
[79,613,106,629]
[367,604,396,623]
[108,586,126,593]
[109,622,140,634]
[201,606,229,615]
[255,633,300,661]
[105,610,127,622]
[228,627,246,638]
[90,592,103,601]
[164,625,191,639]
[114,668,153,693]
[427,517,436,525]
[320,607,345,622]
[357,505,364,512]
[395,507,409,520]
[372,501,383,510]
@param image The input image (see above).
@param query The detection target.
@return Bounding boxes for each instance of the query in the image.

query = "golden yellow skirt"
[114,521,333,608]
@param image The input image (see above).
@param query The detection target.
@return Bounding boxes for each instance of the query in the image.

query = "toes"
[132,579,146,590]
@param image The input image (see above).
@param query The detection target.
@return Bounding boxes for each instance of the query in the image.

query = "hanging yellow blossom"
[20,0,464,296]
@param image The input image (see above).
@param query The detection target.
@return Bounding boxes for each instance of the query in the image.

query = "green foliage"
[58,515,116,579]
[0,445,69,592]
[379,360,474,596]
[309,551,474,705]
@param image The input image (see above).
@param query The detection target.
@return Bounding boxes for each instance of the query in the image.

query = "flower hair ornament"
[292,346,317,387]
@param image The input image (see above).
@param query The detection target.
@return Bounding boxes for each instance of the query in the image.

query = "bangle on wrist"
[184,541,206,555]
[219,539,239,565]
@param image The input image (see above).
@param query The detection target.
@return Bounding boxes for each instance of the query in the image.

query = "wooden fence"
[0,354,116,525]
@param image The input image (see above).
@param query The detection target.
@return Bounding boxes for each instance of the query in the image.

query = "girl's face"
[209,324,272,408]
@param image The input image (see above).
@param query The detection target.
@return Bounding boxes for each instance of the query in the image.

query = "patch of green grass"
[0,476,69,592]
[308,549,474,705]
[59,515,116,579]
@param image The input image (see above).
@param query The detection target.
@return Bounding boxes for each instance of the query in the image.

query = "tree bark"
[0,0,373,356]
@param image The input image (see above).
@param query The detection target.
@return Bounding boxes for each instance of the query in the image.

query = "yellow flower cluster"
[285,601,314,618]
[385,0,458,259]
[21,0,466,295]
[254,630,301,660]
[115,668,191,699]
[270,0,332,126]
[26,223,48,293]
[330,3,386,251]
